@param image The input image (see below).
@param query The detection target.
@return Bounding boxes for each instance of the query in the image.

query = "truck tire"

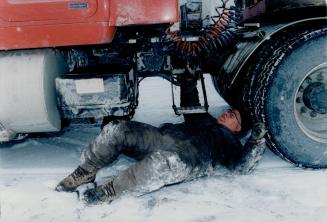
[251,28,327,168]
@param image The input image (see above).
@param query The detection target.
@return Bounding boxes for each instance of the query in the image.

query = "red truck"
[0,0,326,168]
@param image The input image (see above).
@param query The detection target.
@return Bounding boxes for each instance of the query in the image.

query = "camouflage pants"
[80,120,205,196]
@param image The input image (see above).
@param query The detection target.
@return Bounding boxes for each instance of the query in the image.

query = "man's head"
[217,108,242,133]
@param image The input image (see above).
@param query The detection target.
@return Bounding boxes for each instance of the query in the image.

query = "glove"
[250,122,267,143]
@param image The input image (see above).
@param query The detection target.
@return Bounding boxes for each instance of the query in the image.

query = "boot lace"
[71,166,90,180]
[101,181,116,198]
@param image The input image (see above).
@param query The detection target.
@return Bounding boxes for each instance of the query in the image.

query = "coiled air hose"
[164,0,241,56]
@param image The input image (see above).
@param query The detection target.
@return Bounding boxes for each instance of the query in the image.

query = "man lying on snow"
[55,71,267,204]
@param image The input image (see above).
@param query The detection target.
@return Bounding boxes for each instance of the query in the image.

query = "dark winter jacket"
[157,77,246,170]
[159,111,244,170]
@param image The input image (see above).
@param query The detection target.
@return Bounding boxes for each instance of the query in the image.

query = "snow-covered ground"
[0,77,326,222]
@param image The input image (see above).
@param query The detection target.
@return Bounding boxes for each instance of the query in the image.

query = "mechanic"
[55,72,267,204]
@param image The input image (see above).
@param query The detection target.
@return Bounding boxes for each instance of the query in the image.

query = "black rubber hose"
[164,0,241,57]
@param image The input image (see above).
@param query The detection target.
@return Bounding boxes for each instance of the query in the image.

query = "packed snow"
[0,76,326,222]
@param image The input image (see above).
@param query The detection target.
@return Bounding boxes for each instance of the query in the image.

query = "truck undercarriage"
[0,0,326,168]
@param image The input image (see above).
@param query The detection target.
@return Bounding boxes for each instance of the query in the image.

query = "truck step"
[173,106,208,115]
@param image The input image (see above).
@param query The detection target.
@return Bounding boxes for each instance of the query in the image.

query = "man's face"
[217,109,242,133]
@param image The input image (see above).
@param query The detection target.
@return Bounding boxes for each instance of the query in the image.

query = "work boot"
[82,181,116,204]
[55,166,96,192]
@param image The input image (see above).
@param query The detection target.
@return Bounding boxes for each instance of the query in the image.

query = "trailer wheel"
[254,28,327,168]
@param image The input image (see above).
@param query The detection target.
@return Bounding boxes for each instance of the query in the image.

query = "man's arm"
[231,123,267,174]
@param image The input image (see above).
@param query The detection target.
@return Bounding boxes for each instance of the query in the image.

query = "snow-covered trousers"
[80,120,210,197]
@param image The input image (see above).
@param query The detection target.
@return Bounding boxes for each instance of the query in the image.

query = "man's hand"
[250,122,267,143]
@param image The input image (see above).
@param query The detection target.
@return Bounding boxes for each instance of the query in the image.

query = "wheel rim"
[294,62,327,143]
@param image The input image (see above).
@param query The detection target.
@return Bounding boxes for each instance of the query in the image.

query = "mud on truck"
[0,0,326,168]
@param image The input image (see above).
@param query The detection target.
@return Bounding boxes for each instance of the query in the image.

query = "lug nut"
[316,73,324,81]
[310,111,317,118]
[301,107,307,113]
[296,97,302,103]
[305,77,312,84]
[299,86,305,92]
